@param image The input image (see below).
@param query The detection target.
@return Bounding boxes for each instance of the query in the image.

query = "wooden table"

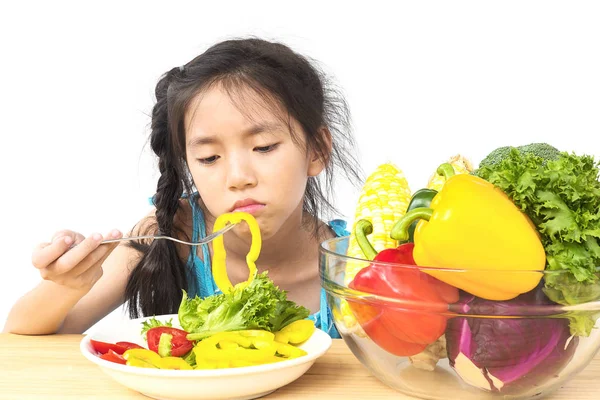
[0,334,598,399]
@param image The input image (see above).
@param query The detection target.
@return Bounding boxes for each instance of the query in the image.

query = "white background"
[1,1,599,332]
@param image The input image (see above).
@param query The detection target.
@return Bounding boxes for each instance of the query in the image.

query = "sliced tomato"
[99,349,127,364]
[147,327,194,357]
[116,341,145,350]
[90,339,127,355]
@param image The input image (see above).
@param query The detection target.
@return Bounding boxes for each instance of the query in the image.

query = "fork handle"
[101,235,158,244]
[99,222,237,246]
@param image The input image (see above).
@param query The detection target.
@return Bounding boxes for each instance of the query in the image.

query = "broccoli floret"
[516,142,562,161]
[473,142,561,177]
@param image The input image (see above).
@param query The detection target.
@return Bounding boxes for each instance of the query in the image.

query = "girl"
[4,38,362,338]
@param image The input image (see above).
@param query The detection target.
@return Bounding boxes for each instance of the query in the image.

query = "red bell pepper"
[347,219,459,356]
[116,341,145,351]
[99,349,127,364]
[147,327,194,357]
[90,339,145,355]
[90,339,127,355]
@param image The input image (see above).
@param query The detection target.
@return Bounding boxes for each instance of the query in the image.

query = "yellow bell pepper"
[125,358,158,369]
[274,342,308,358]
[390,166,546,301]
[158,356,193,370]
[191,329,309,368]
[212,212,261,293]
[193,330,279,367]
[122,348,193,370]
[274,319,315,345]
[123,348,162,368]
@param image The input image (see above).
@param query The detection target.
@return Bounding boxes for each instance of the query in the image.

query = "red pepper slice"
[116,341,145,350]
[90,339,127,355]
[147,327,194,357]
[348,220,459,357]
[99,349,127,364]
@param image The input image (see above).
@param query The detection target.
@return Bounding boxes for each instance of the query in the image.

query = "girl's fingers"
[51,230,82,244]
[71,232,86,247]
[45,233,104,276]
[32,236,75,269]
[69,241,120,277]
[52,229,122,277]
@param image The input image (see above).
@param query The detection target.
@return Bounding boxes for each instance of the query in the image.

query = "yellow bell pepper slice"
[125,358,158,369]
[236,329,275,341]
[274,319,315,344]
[123,348,162,368]
[193,330,278,365]
[123,348,193,370]
[195,358,218,369]
[157,356,193,370]
[217,340,241,350]
[192,329,309,368]
[212,212,262,293]
[274,342,308,359]
[391,164,546,301]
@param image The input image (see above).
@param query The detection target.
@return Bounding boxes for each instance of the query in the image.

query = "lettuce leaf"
[178,271,310,340]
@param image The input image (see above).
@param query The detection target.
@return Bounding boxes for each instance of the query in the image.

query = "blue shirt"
[183,192,348,338]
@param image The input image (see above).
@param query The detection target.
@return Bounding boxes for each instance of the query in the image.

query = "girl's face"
[184,84,325,240]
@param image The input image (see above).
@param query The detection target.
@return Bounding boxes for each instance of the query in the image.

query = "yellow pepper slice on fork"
[211,212,262,293]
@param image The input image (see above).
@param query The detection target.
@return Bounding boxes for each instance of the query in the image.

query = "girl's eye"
[197,155,219,165]
[254,143,279,153]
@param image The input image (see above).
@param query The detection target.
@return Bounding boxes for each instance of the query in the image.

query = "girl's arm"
[3,241,139,335]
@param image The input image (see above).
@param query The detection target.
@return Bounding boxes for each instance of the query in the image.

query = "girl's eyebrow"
[187,122,283,148]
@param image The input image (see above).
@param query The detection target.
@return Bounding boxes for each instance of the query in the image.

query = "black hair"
[125,37,362,318]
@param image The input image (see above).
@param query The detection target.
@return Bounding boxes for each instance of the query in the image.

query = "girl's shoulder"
[327,219,350,237]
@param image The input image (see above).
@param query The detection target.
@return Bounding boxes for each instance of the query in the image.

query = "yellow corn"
[338,163,411,333]
[345,163,412,284]
[426,154,474,191]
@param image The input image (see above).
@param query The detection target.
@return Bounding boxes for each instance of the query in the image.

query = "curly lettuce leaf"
[178,271,310,340]
[177,290,223,333]
[269,299,311,332]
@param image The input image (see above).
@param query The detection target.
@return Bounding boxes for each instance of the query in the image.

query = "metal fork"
[100,222,238,246]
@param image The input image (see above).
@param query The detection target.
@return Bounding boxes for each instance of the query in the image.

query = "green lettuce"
[178,271,310,340]
[477,148,600,336]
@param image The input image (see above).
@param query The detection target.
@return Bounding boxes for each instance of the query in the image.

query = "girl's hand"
[32,229,123,292]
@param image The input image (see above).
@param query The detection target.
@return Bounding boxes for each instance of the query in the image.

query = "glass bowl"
[320,236,600,400]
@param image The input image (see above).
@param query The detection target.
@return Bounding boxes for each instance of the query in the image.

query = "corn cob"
[337,163,412,333]
[344,163,412,285]
[426,154,474,191]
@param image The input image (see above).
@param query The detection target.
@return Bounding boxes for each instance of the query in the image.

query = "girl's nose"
[226,154,258,190]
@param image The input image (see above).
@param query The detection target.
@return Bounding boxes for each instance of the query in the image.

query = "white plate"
[80,314,332,400]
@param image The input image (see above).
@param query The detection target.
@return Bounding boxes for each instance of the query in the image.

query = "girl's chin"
[232,220,273,240]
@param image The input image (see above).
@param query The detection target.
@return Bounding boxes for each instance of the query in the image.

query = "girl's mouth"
[233,204,265,214]
[230,198,266,215]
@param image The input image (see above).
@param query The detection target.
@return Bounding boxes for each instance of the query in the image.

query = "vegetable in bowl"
[446,285,578,394]
[476,145,600,336]
[320,236,600,400]
[321,145,600,399]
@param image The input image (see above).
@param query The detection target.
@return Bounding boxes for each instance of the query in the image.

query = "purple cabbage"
[446,287,579,394]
